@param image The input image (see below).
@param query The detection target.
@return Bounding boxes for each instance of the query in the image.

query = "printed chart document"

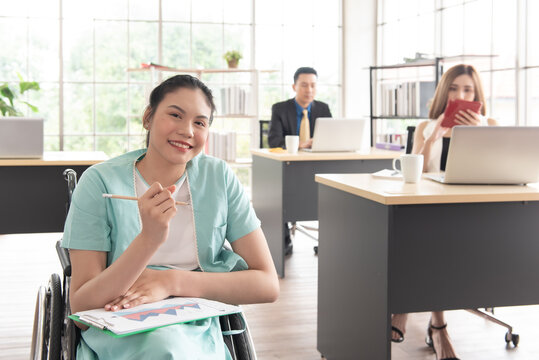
[70,297,242,338]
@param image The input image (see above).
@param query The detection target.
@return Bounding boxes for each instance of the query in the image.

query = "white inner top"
[135,170,198,270]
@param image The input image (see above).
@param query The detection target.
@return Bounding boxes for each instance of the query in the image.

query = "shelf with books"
[127,63,279,163]
[369,55,497,149]
[377,80,436,118]
[369,60,439,149]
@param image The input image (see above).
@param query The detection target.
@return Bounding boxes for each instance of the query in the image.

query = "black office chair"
[406,126,519,347]
[405,126,416,154]
[259,120,270,148]
[31,170,257,360]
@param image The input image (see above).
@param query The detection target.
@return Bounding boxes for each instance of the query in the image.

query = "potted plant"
[223,50,242,69]
[0,74,40,116]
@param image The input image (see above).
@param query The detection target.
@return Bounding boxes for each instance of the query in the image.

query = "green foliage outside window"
[0,0,341,191]
[0,74,40,116]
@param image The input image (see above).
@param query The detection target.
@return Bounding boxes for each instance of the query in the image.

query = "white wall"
[342,0,377,121]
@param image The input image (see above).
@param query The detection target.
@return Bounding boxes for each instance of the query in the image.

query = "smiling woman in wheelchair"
[61,75,279,359]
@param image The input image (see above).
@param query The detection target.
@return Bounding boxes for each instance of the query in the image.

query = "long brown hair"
[428,64,486,119]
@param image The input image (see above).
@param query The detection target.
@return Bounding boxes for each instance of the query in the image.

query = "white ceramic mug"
[285,135,299,154]
[392,154,424,183]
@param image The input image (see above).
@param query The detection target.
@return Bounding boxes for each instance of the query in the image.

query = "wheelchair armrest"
[56,240,71,277]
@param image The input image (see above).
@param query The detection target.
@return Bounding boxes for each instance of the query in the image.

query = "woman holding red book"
[412,64,497,173]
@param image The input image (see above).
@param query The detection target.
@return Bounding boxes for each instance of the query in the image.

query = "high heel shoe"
[425,320,460,360]
[391,326,404,343]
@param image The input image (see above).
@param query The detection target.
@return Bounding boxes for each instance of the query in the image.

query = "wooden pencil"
[102,194,189,206]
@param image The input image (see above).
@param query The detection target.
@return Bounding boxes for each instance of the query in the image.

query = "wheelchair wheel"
[30,274,63,360]
[30,286,47,360]
[229,313,256,360]
[62,277,80,360]
[63,317,79,360]
[47,273,63,360]
[220,316,235,359]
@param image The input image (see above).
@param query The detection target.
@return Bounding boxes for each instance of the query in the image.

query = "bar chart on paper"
[70,297,242,337]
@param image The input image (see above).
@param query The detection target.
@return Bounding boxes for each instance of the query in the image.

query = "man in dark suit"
[268,67,332,149]
[268,67,332,255]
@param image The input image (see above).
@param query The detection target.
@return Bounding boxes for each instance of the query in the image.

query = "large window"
[377,0,538,128]
[255,0,342,121]
[0,0,342,162]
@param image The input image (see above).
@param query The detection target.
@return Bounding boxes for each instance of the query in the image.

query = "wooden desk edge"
[0,151,108,166]
[251,148,402,161]
[315,175,390,204]
[315,174,539,205]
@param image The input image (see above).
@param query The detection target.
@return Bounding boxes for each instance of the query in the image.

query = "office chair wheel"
[505,332,519,346]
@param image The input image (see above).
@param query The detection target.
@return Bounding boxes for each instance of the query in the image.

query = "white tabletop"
[0,151,108,166]
[251,147,402,162]
[315,173,539,205]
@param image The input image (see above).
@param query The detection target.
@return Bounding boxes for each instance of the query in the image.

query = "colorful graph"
[116,302,201,322]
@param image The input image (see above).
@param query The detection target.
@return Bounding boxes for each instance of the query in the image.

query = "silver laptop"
[426,126,539,185]
[303,118,368,152]
[0,117,44,158]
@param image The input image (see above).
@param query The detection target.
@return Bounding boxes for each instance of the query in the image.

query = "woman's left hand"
[104,268,172,311]
[454,109,482,126]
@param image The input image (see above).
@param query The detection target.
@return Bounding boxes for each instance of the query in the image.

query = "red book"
[441,98,482,128]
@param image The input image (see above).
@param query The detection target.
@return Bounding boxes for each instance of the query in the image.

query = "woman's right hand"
[138,182,177,246]
[426,113,450,144]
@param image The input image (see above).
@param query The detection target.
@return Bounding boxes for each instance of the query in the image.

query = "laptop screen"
[308,118,369,152]
[443,126,539,184]
[0,117,44,158]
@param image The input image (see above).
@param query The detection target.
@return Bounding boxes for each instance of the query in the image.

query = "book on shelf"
[378,81,435,117]
[206,131,237,162]
[375,142,405,151]
[220,86,251,115]
[70,297,242,338]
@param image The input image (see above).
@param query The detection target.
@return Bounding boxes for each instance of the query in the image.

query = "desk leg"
[252,156,285,277]
[317,185,390,360]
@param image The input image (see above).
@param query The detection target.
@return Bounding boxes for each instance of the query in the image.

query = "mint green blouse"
[62,149,260,360]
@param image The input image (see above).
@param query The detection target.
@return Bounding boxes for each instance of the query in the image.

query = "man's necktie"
[299,109,310,143]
